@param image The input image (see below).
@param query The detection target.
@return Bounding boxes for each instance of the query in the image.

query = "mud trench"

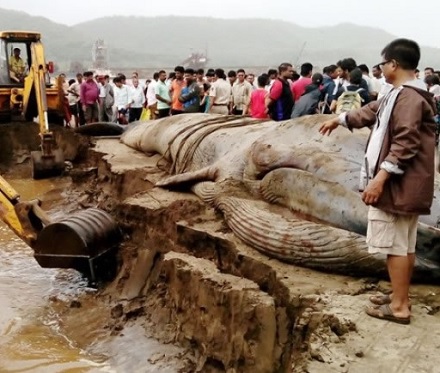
[1,124,440,373]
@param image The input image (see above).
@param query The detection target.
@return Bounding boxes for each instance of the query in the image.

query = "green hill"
[1,8,439,72]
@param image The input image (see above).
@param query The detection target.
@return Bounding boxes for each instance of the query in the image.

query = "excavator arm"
[21,40,50,131]
[0,175,49,248]
[20,40,65,179]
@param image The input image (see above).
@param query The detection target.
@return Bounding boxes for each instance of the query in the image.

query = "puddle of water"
[0,176,112,372]
[0,175,185,372]
[0,226,114,372]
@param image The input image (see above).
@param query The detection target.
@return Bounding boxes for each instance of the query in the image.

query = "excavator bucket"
[33,208,122,283]
[31,134,65,179]
[31,148,65,179]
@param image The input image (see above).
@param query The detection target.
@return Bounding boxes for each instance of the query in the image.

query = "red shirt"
[250,88,269,119]
[292,77,312,101]
[270,79,295,101]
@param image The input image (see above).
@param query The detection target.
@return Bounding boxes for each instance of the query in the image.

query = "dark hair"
[425,67,435,73]
[158,70,166,75]
[228,70,237,78]
[113,76,121,83]
[83,71,93,77]
[300,62,313,77]
[174,65,185,73]
[197,68,204,75]
[267,68,277,76]
[185,68,195,75]
[425,74,440,86]
[203,82,211,92]
[292,72,300,82]
[372,64,382,71]
[358,64,369,74]
[104,74,110,79]
[257,74,269,87]
[381,38,420,70]
[349,68,363,85]
[168,72,176,80]
[237,68,245,74]
[215,68,226,79]
[68,78,76,85]
[337,58,357,72]
[153,72,160,80]
[278,63,292,74]
[312,73,323,85]
[323,64,338,74]
[206,70,215,77]
[415,68,420,73]
[119,74,126,80]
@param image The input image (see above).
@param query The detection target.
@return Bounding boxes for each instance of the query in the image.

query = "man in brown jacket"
[320,39,436,325]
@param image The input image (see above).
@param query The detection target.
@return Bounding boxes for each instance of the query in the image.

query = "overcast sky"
[1,0,440,48]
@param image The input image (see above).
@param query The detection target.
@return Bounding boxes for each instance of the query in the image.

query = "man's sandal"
[369,294,391,305]
[369,294,411,310]
[365,304,411,325]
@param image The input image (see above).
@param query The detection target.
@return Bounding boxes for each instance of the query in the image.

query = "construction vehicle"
[0,30,66,179]
[0,31,122,282]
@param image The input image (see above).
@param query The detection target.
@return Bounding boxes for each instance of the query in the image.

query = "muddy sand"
[1,123,440,372]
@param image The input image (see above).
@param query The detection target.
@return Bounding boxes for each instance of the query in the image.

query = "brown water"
[0,177,112,372]
[0,176,185,373]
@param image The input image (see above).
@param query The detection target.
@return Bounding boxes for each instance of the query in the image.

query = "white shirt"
[99,83,106,99]
[371,76,385,94]
[209,79,232,105]
[429,84,440,98]
[68,81,81,104]
[114,84,130,110]
[362,74,374,93]
[67,82,79,105]
[146,81,157,107]
[130,84,146,108]
[378,82,393,100]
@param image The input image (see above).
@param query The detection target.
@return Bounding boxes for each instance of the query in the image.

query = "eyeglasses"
[378,60,393,68]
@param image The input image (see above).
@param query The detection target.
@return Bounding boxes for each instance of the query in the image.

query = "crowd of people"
[58,59,440,127]
[56,38,439,327]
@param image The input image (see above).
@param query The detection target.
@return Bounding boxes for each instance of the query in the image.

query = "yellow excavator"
[0,31,121,282]
[0,30,67,179]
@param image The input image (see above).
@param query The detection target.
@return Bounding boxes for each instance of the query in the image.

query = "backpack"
[335,86,363,114]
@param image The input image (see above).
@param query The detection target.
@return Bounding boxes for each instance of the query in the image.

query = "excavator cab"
[0,32,63,124]
[4,41,29,84]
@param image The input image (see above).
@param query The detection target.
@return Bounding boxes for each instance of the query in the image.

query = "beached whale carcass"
[119,113,440,280]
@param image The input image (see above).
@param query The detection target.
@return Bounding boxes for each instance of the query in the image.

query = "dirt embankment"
[66,138,440,373]
[3,126,439,373]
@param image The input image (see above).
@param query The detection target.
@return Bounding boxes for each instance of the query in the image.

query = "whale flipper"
[155,166,218,187]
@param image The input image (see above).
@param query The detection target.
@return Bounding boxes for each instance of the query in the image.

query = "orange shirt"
[171,79,185,111]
